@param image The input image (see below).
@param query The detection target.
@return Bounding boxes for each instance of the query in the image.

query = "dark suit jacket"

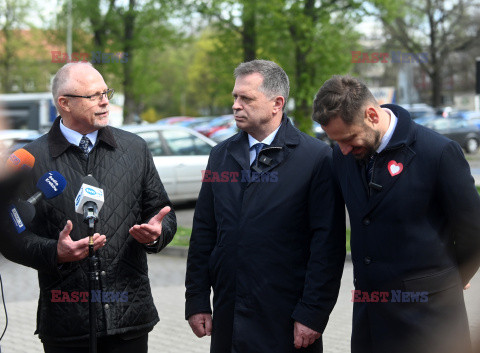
[333,104,480,353]
[185,115,346,353]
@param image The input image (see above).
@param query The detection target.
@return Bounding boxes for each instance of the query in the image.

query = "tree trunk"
[122,0,136,124]
[242,0,256,62]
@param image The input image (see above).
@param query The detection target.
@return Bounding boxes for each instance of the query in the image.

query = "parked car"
[156,116,195,125]
[195,115,234,137]
[401,103,435,120]
[413,114,442,126]
[424,118,480,154]
[0,129,42,161]
[122,124,217,202]
[449,111,480,129]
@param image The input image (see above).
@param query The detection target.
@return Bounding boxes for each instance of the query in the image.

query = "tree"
[370,0,480,107]
[56,0,184,123]
[196,0,361,133]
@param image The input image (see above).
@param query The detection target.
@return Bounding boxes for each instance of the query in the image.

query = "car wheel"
[465,138,479,154]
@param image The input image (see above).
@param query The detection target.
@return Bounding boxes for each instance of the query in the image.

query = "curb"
[160,246,353,262]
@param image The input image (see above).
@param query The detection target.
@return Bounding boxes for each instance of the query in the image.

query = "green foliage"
[169,226,351,252]
[169,226,192,247]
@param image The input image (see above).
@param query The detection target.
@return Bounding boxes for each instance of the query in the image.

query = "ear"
[58,96,71,112]
[364,106,380,125]
[272,96,285,115]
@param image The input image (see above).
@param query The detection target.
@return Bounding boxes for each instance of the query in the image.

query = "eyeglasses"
[63,89,114,102]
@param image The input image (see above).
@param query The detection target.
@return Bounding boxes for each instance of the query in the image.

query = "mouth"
[95,111,109,117]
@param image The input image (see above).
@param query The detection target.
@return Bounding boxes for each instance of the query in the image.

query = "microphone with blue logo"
[74,175,104,228]
[8,171,67,234]
[75,175,104,352]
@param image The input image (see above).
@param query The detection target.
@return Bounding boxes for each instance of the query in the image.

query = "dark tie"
[251,143,264,166]
[366,153,377,181]
[79,135,91,157]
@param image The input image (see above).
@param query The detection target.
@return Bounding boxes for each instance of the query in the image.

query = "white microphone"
[74,175,104,226]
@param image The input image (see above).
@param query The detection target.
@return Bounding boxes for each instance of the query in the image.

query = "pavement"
[0,252,479,353]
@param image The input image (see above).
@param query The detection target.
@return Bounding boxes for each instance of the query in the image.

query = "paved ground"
[0,253,479,353]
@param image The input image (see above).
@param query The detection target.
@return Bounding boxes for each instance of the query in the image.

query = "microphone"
[368,182,383,191]
[1,149,35,204]
[27,171,67,205]
[74,175,104,227]
[7,201,35,234]
[5,148,35,171]
[6,171,66,233]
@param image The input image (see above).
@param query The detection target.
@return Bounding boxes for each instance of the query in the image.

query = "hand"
[464,283,471,290]
[129,206,171,245]
[57,220,107,263]
[294,321,321,349]
[188,313,212,338]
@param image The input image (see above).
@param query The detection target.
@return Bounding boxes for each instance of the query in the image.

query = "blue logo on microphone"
[85,188,96,195]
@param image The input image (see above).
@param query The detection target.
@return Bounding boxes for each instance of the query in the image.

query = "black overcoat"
[185,116,346,353]
[333,104,480,353]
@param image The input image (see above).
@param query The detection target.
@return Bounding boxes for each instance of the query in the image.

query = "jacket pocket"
[402,266,462,294]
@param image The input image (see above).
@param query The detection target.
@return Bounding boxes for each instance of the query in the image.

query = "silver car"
[121,124,216,203]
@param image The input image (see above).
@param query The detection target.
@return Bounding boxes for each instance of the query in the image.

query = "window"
[162,129,212,156]
[136,131,165,156]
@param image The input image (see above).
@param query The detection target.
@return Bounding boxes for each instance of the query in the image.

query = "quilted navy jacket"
[5,116,176,343]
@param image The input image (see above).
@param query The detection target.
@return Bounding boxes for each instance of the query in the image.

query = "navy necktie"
[79,135,91,157]
[366,153,377,181]
[251,143,264,166]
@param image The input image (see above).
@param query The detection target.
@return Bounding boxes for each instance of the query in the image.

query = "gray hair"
[51,62,94,111]
[234,60,289,111]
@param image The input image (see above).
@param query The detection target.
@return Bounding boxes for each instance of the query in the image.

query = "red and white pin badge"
[388,160,403,176]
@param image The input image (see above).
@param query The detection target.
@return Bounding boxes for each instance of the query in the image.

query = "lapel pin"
[388,160,403,176]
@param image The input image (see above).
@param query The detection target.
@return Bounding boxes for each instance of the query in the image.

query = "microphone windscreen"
[6,148,35,171]
[36,171,67,199]
[83,175,99,187]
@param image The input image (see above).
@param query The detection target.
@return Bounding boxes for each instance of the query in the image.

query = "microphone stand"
[84,202,98,353]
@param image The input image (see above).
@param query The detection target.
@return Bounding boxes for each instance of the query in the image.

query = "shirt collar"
[59,119,98,147]
[248,124,281,148]
[376,108,398,153]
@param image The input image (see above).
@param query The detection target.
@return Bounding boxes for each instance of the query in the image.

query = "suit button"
[101,271,106,276]
[363,218,371,226]
[364,256,372,265]
[104,304,109,310]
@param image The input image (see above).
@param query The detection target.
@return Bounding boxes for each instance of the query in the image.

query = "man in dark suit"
[185,60,346,352]
[312,75,480,353]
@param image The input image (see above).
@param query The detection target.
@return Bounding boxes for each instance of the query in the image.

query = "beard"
[352,126,381,161]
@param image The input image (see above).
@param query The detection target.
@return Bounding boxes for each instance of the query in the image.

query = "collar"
[48,116,117,158]
[59,119,98,147]
[380,104,416,151]
[376,108,398,153]
[248,124,281,148]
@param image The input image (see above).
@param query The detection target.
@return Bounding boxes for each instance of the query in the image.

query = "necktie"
[366,153,377,182]
[251,143,264,166]
[79,135,91,157]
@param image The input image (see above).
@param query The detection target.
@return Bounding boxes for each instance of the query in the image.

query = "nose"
[338,142,353,155]
[232,98,241,111]
[99,93,109,105]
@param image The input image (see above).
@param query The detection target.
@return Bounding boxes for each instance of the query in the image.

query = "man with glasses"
[0,62,176,352]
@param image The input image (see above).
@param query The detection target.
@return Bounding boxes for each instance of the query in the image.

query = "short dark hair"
[234,59,289,110]
[312,75,378,126]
